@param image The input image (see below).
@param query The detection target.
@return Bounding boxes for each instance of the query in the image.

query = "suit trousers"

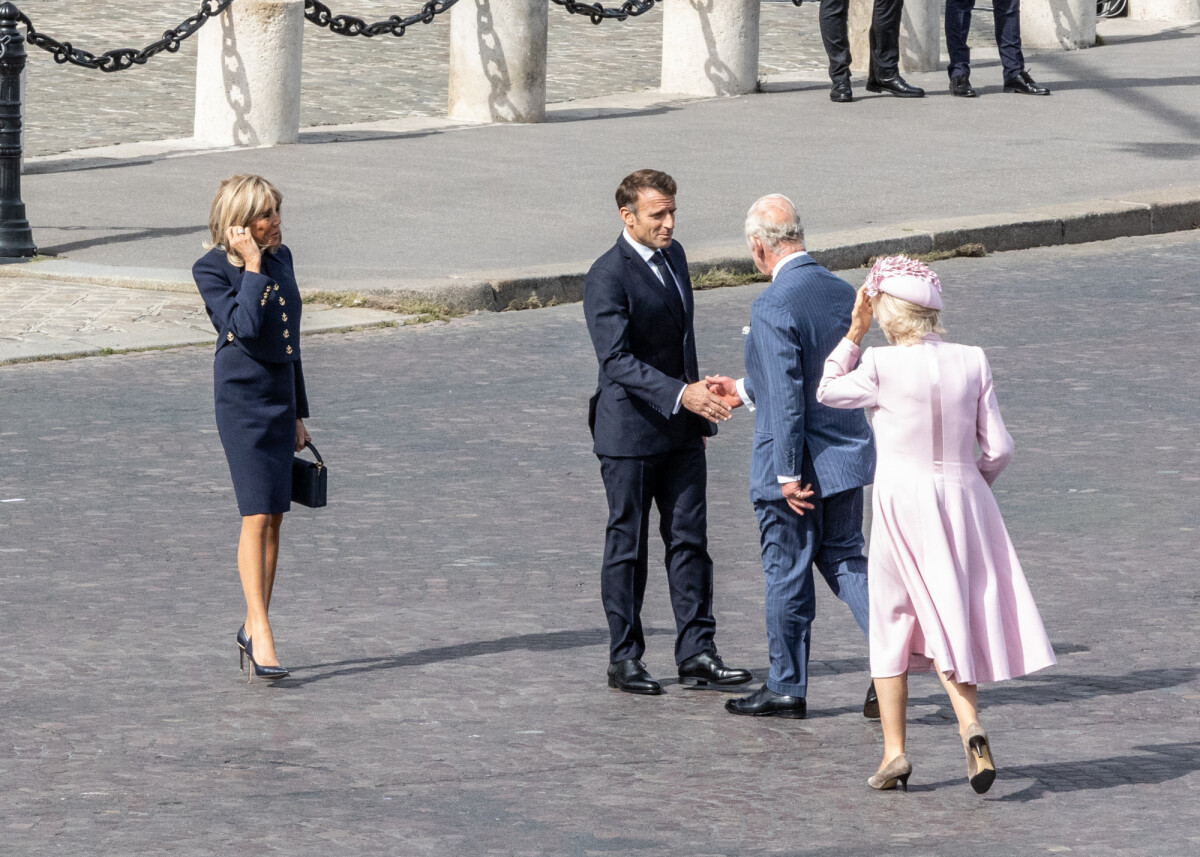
[945,0,1026,80]
[599,447,717,665]
[819,0,902,84]
[754,487,871,697]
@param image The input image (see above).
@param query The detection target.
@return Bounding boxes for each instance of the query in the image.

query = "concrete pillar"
[449,0,548,123]
[193,0,303,147]
[1019,0,1096,50]
[1127,0,1200,21]
[848,0,940,74]
[660,0,759,96]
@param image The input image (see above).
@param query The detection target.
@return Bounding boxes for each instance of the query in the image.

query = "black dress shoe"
[724,684,807,718]
[949,73,977,98]
[607,658,662,695]
[865,74,925,98]
[829,80,853,103]
[863,681,880,719]
[1004,71,1050,95]
[678,651,753,687]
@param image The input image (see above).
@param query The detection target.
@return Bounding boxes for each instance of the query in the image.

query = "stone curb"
[3,188,1197,316]
[472,187,1200,311]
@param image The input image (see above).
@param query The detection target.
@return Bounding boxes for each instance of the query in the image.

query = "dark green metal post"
[0,2,35,257]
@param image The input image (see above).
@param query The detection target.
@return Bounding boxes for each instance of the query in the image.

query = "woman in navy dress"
[193,174,311,681]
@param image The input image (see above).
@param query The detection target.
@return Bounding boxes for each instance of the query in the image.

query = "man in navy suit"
[708,194,879,719]
[583,169,752,695]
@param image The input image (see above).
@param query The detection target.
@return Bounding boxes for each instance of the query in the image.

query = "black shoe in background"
[1004,70,1050,95]
[678,651,753,687]
[865,74,925,98]
[863,681,881,719]
[950,73,977,98]
[607,658,663,695]
[830,80,853,103]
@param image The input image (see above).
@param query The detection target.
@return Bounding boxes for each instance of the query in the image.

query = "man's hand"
[681,381,732,423]
[704,374,742,409]
[782,481,815,516]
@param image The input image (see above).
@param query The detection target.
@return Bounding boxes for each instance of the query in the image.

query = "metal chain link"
[18,0,234,73]
[549,1,658,24]
[303,0,460,37]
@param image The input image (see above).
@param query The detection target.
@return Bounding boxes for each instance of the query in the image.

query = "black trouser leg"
[868,0,903,79]
[819,0,852,84]
[993,0,1026,80]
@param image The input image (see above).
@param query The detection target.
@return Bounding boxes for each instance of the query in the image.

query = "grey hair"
[744,194,805,251]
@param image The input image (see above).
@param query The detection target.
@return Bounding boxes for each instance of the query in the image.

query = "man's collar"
[772,250,810,281]
[623,229,662,262]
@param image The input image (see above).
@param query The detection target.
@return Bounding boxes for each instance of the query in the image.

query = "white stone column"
[660,0,759,96]
[1019,0,1097,50]
[449,0,548,123]
[193,0,304,148]
[848,0,940,74]
[1127,0,1200,21]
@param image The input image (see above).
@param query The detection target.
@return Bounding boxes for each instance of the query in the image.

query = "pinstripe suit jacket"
[742,255,874,503]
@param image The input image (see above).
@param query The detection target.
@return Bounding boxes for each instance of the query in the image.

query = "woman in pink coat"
[816,256,1055,794]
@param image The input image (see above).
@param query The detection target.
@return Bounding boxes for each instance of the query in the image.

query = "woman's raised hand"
[847,285,874,345]
[226,225,262,273]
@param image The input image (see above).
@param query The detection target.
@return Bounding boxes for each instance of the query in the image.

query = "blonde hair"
[205,174,283,267]
[873,292,945,345]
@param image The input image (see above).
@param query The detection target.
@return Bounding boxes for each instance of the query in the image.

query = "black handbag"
[292,441,327,508]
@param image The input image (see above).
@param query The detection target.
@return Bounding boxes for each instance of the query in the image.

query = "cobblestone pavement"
[19,0,996,156]
[1,232,1198,855]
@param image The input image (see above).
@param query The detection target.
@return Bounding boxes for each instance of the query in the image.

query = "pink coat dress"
[817,334,1056,683]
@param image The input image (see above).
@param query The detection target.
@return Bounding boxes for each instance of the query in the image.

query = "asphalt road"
[1,231,1198,855]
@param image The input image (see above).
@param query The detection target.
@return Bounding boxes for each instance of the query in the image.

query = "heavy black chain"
[17,0,233,72]
[549,0,658,24]
[303,0,459,37]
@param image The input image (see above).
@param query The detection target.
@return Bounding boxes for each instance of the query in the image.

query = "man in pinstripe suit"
[708,195,880,720]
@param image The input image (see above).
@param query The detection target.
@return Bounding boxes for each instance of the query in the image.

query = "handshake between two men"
[682,374,816,518]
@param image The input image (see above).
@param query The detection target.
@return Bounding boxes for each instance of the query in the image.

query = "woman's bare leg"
[935,663,980,736]
[239,514,280,667]
[262,514,282,613]
[875,673,909,770]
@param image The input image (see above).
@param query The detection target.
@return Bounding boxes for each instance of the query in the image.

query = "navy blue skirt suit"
[193,244,309,517]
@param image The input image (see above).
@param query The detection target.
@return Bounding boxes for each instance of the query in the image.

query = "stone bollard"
[194,0,304,148]
[1019,0,1096,50]
[660,0,759,96]
[1127,0,1200,21]
[449,0,548,123]
[848,0,940,75]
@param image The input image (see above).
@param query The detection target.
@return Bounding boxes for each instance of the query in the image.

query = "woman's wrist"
[846,325,868,345]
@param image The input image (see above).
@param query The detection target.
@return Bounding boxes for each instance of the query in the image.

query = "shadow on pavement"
[910,743,1200,802]
[38,224,208,256]
[282,626,676,686]
[907,667,1200,724]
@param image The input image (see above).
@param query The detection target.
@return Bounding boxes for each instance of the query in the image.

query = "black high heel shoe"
[964,723,997,794]
[237,625,249,671]
[244,636,289,682]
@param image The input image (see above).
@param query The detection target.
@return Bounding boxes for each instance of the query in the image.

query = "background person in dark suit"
[945,0,1050,96]
[583,169,752,696]
[819,0,924,102]
[707,195,878,720]
[193,174,311,682]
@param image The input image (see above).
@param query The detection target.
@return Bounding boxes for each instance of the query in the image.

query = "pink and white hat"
[862,255,943,310]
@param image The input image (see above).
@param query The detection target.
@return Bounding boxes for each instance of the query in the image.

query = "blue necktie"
[649,251,684,315]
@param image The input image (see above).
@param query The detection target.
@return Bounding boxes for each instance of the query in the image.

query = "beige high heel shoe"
[867,754,913,791]
[964,723,996,794]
